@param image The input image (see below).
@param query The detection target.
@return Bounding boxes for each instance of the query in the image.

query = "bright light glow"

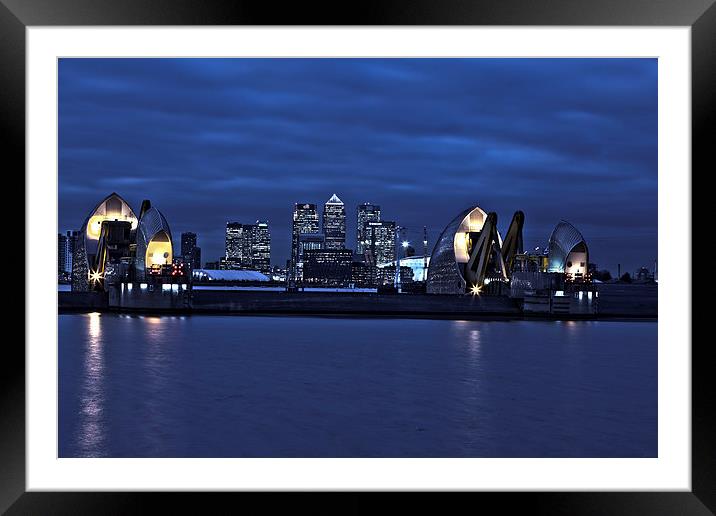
[149,249,171,265]
[126,283,132,291]
[140,283,148,290]
[554,290,564,297]
[86,217,104,239]
[453,232,472,263]
[88,312,101,339]
[151,252,167,265]
[88,269,104,285]
[470,284,482,295]
[402,241,409,248]
[86,210,138,240]
[146,233,172,266]
[484,278,491,285]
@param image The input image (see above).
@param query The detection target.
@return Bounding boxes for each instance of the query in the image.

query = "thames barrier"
[58,192,656,319]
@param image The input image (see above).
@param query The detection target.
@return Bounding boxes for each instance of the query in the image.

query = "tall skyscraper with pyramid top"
[322,193,346,250]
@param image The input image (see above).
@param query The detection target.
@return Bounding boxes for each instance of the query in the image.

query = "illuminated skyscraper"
[250,221,271,273]
[356,203,381,255]
[65,230,79,274]
[225,221,271,272]
[58,233,68,274]
[291,203,319,279]
[225,222,249,269]
[181,232,201,269]
[295,233,324,281]
[365,220,396,266]
[322,194,346,250]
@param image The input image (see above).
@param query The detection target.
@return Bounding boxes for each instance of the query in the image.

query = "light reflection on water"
[59,314,657,458]
[142,314,172,454]
[77,312,105,456]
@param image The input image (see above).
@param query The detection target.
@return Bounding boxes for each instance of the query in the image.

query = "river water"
[59,313,657,457]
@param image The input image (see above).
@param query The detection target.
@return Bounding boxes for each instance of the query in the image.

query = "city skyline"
[59,58,657,273]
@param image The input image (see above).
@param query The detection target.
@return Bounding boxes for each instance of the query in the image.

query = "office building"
[58,233,68,274]
[250,221,271,273]
[224,221,271,272]
[364,220,396,266]
[350,260,376,288]
[65,230,80,274]
[322,194,346,250]
[180,232,202,269]
[356,203,381,255]
[303,249,353,287]
[296,233,325,280]
[225,222,250,269]
[291,203,319,279]
[376,264,415,287]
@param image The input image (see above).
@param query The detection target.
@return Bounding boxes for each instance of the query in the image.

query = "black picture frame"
[3,1,710,513]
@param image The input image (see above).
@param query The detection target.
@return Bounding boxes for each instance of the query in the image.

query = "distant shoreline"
[58,282,657,321]
[58,306,657,323]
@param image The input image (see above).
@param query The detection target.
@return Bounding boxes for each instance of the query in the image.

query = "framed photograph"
[5,0,710,513]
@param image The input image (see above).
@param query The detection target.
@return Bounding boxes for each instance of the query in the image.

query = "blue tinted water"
[58,313,657,457]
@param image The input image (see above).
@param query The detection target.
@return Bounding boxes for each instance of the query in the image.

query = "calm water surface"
[59,314,657,457]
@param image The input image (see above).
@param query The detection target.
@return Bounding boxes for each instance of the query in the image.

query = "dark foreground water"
[59,314,657,458]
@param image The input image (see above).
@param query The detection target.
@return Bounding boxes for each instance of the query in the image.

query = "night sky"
[59,58,657,274]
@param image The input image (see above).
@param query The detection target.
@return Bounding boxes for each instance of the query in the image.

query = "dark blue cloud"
[59,58,657,274]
